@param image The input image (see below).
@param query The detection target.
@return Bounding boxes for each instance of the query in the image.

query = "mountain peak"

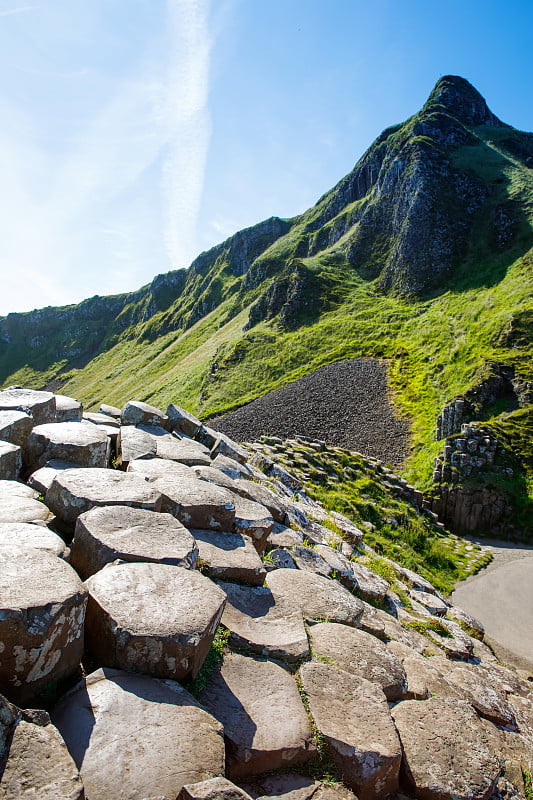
[422,74,504,127]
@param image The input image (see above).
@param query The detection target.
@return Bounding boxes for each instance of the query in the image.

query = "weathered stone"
[55,395,83,422]
[268,548,298,569]
[199,652,315,778]
[211,453,255,480]
[0,545,87,704]
[83,411,121,428]
[52,667,225,800]
[167,403,202,438]
[0,480,53,524]
[386,641,465,701]
[0,441,21,480]
[316,551,389,602]
[0,388,55,425]
[446,604,485,639]
[211,434,250,465]
[25,421,110,470]
[300,662,401,800]
[120,425,211,468]
[0,410,33,447]
[236,479,288,523]
[194,465,247,495]
[409,589,448,616]
[196,424,219,450]
[252,774,358,800]
[266,569,363,626]
[291,545,332,578]
[392,698,501,800]
[266,523,305,549]
[230,494,274,552]
[98,403,121,419]
[0,719,84,799]
[0,522,68,559]
[325,512,364,546]
[45,468,162,527]
[27,458,78,494]
[393,564,437,594]
[85,563,225,681]
[70,505,198,579]
[308,622,407,701]
[121,400,169,429]
[154,472,235,530]
[178,777,253,800]
[193,529,266,586]
[127,457,194,479]
[359,600,387,639]
[118,425,156,463]
[217,581,309,663]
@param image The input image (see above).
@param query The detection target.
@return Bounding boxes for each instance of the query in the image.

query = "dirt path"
[452,537,533,672]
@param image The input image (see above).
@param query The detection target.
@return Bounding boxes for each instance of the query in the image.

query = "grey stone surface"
[0,480,53,524]
[251,774,358,800]
[0,410,33,447]
[234,479,287,523]
[70,505,198,579]
[0,388,55,425]
[178,777,253,800]
[167,403,202,438]
[127,458,194,479]
[308,622,407,701]
[291,545,332,578]
[25,421,110,470]
[85,563,226,681]
[265,569,363,626]
[55,395,83,422]
[0,441,21,480]
[52,667,225,800]
[98,403,121,418]
[120,425,211,467]
[0,545,87,704]
[83,411,121,428]
[266,523,305,549]
[121,400,169,428]
[27,459,78,494]
[211,454,255,480]
[0,522,68,558]
[211,434,250,465]
[154,473,235,531]
[45,468,163,526]
[217,581,309,663]
[409,589,448,616]
[193,528,266,585]
[386,641,465,701]
[300,662,401,800]
[200,652,315,778]
[230,494,274,553]
[392,697,501,800]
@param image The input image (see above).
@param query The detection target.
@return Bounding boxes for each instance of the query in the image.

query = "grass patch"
[188,626,230,698]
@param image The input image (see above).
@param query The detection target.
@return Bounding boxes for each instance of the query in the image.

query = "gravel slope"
[212,359,410,466]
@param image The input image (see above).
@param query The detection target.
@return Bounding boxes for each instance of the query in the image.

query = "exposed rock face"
[0,388,56,425]
[0,410,33,447]
[0,442,21,480]
[25,421,111,469]
[193,528,266,585]
[266,568,364,626]
[0,522,68,558]
[121,400,169,428]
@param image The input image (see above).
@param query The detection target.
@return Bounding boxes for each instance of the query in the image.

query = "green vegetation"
[188,626,230,698]
[406,618,452,638]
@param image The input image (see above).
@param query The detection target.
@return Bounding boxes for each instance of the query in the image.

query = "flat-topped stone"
[52,668,225,800]
[178,777,253,800]
[199,652,315,778]
[211,434,250,465]
[315,549,390,602]
[167,403,202,438]
[121,399,169,428]
[265,569,364,627]
[291,545,332,578]
[153,473,235,530]
[211,453,255,480]
[27,458,78,494]
[193,528,266,585]
[251,774,358,800]
[121,424,207,466]
[308,622,407,701]
[98,403,121,419]
[0,545,87,704]
[300,662,401,800]
[0,388,55,425]
[83,411,121,428]
[70,505,198,579]
[0,480,53,524]
[0,410,33,447]
[230,494,274,553]
[45,468,163,527]
[0,441,21,480]
[0,522,68,558]
[127,457,194,478]
[85,563,226,681]
[217,581,309,663]
[25,421,110,469]
[55,395,83,422]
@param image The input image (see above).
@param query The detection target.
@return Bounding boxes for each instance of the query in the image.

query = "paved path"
[452,537,533,672]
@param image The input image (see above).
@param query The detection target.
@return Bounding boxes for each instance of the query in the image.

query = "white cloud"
[0,6,38,17]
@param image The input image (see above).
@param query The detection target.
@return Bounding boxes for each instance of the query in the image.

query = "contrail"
[163,0,211,269]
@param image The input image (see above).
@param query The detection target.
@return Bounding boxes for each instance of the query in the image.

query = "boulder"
[230,495,274,553]
[121,400,169,428]
[117,425,156,464]
[167,403,202,438]
[25,421,110,470]
[98,403,121,419]
[178,777,253,800]
[308,622,407,701]
[299,662,401,800]
[70,505,198,579]
[199,652,315,778]
[409,589,448,616]
[119,425,211,468]
[0,441,21,480]
[211,453,255,480]
[265,569,363,626]
[196,424,219,450]
[0,387,55,425]
[0,410,33,447]
[52,668,225,800]
[291,545,332,578]
[211,434,250,465]
[193,528,266,585]
[84,563,226,682]
[127,457,194,479]
[0,522,68,559]
[27,458,78,494]
[314,550,390,602]
[0,480,53,524]
[83,411,121,428]
[267,548,297,569]
[153,473,235,531]
[45,468,163,527]
[0,545,87,704]
[266,523,305,549]
[55,395,83,422]
[392,697,501,800]
[217,581,309,663]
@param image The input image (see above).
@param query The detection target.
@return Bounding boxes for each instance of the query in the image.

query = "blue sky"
[0,0,531,315]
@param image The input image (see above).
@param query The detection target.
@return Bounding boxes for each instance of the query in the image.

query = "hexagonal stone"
[25,421,110,470]
[252,774,358,800]
[167,403,202,438]
[45,468,163,527]
[267,523,305,549]
[392,698,501,800]
[127,457,194,479]
[0,388,55,425]
[27,458,78,494]
[0,545,87,704]
[52,667,225,800]
[70,505,198,579]
[193,529,266,585]
[85,563,226,682]
[211,454,255,480]
[55,395,83,422]
[211,434,250,465]
[299,662,401,800]
[0,719,84,799]
[98,403,121,419]
[308,622,407,701]
[233,479,287,523]
[0,441,21,480]
[409,589,448,616]
[230,495,274,553]
[178,777,253,800]
[84,412,121,428]
[121,400,169,428]
[386,641,464,701]
[314,549,390,602]
[217,581,309,663]
[265,569,363,626]
[291,546,332,578]
[153,473,235,531]
[0,522,68,559]
[0,410,33,447]
[0,480,53,524]
[199,652,315,778]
